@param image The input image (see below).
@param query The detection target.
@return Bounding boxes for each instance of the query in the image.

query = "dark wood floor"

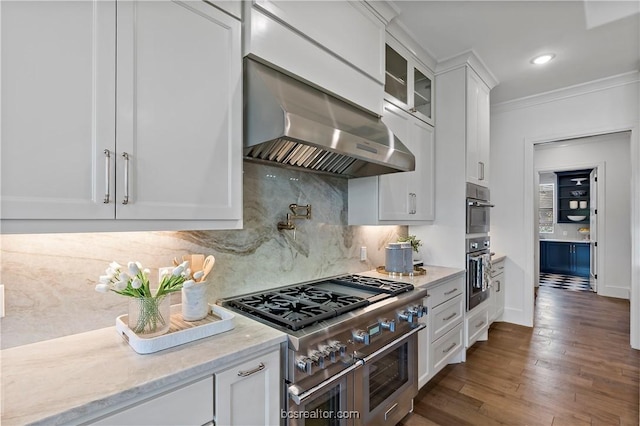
[399,286,639,425]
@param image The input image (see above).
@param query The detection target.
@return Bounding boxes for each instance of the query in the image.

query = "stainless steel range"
[221,274,427,425]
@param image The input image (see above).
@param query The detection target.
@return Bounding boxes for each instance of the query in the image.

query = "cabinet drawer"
[430,294,464,343]
[90,376,213,425]
[429,276,464,307]
[490,260,505,278]
[430,323,464,375]
[465,305,489,348]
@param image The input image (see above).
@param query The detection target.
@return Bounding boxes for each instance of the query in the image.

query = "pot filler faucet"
[277,203,311,239]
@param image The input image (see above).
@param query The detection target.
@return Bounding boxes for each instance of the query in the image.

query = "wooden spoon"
[201,255,215,281]
[191,254,204,273]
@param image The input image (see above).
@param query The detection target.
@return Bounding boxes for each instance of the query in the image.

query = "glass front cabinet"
[384,38,434,126]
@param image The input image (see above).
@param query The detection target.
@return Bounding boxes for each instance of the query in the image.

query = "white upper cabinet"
[1,1,116,221]
[348,102,435,224]
[1,0,242,233]
[384,37,434,126]
[115,1,241,221]
[466,67,491,186]
[243,0,385,115]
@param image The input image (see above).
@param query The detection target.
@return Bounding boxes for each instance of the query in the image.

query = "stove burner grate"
[330,275,414,295]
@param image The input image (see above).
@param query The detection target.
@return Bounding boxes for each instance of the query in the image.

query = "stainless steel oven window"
[367,344,409,409]
[287,372,354,426]
[355,326,422,425]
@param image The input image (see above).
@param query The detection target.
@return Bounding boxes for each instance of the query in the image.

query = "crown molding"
[435,50,499,89]
[492,71,640,114]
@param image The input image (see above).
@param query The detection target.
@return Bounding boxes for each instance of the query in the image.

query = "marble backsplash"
[0,162,405,349]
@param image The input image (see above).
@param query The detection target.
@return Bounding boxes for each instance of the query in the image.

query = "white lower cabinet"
[490,259,506,323]
[417,297,430,388]
[89,376,214,425]
[419,275,465,387]
[464,303,489,348]
[215,347,281,426]
[430,323,464,374]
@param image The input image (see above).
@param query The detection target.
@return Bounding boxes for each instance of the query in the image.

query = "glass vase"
[128,295,171,338]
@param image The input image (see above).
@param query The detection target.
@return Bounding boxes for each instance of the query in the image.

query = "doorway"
[533,132,631,302]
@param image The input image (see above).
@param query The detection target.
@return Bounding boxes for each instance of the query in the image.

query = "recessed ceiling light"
[531,54,555,65]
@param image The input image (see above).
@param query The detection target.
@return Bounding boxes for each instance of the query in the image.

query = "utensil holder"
[181,283,209,321]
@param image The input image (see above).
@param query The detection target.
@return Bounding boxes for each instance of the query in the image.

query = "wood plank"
[401,286,639,425]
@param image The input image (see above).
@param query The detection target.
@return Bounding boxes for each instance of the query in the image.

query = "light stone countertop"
[359,264,465,289]
[1,266,464,426]
[491,253,507,263]
[1,312,287,426]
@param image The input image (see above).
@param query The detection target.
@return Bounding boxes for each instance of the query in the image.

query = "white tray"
[116,304,235,354]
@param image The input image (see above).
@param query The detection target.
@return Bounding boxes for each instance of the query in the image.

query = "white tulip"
[99,275,112,284]
[182,268,192,278]
[109,261,122,270]
[114,280,128,291]
[105,267,116,278]
[119,272,130,283]
[193,270,204,281]
[128,261,140,276]
[182,279,195,288]
[131,277,142,289]
[180,260,189,269]
[172,265,184,276]
[143,268,151,276]
[95,283,110,293]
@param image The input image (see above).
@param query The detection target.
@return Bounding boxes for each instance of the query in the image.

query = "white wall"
[490,71,640,348]
[535,133,631,298]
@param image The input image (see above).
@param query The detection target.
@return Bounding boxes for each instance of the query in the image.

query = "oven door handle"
[360,323,425,364]
[288,359,364,406]
[468,201,495,208]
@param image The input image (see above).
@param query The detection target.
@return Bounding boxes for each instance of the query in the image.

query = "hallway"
[399,286,639,425]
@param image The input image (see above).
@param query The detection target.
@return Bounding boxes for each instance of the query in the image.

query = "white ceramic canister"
[579,201,587,209]
[385,242,413,274]
[569,200,578,209]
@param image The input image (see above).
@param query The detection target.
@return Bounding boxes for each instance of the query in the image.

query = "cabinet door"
[574,243,591,277]
[215,348,280,426]
[116,1,241,220]
[1,0,116,219]
[379,103,435,221]
[417,297,429,388]
[465,68,490,186]
[90,376,213,426]
[543,242,572,275]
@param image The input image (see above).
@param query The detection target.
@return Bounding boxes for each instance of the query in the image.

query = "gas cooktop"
[223,274,414,331]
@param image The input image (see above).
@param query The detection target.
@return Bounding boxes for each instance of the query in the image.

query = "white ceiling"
[392,1,640,104]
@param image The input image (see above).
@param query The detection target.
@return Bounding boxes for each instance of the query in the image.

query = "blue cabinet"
[540,241,590,277]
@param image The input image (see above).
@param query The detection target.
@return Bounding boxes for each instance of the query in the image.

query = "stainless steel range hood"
[244,59,415,178]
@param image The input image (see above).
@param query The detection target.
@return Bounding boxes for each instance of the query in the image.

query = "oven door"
[354,324,424,426]
[467,252,490,311]
[466,199,493,234]
[286,362,359,426]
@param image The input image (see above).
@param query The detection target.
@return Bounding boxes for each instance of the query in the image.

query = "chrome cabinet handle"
[479,161,485,180]
[408,193,417,214]
[475,320,485,328]
[444,288,458,296]
[122,152,130,205]
[237,362,265,377]
[442,342,457,354]
[103,149,111,204]
[443,312,457,321]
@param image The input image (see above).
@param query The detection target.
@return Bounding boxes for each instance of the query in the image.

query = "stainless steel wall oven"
[466,182,493,234]
[466,236,491,311]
